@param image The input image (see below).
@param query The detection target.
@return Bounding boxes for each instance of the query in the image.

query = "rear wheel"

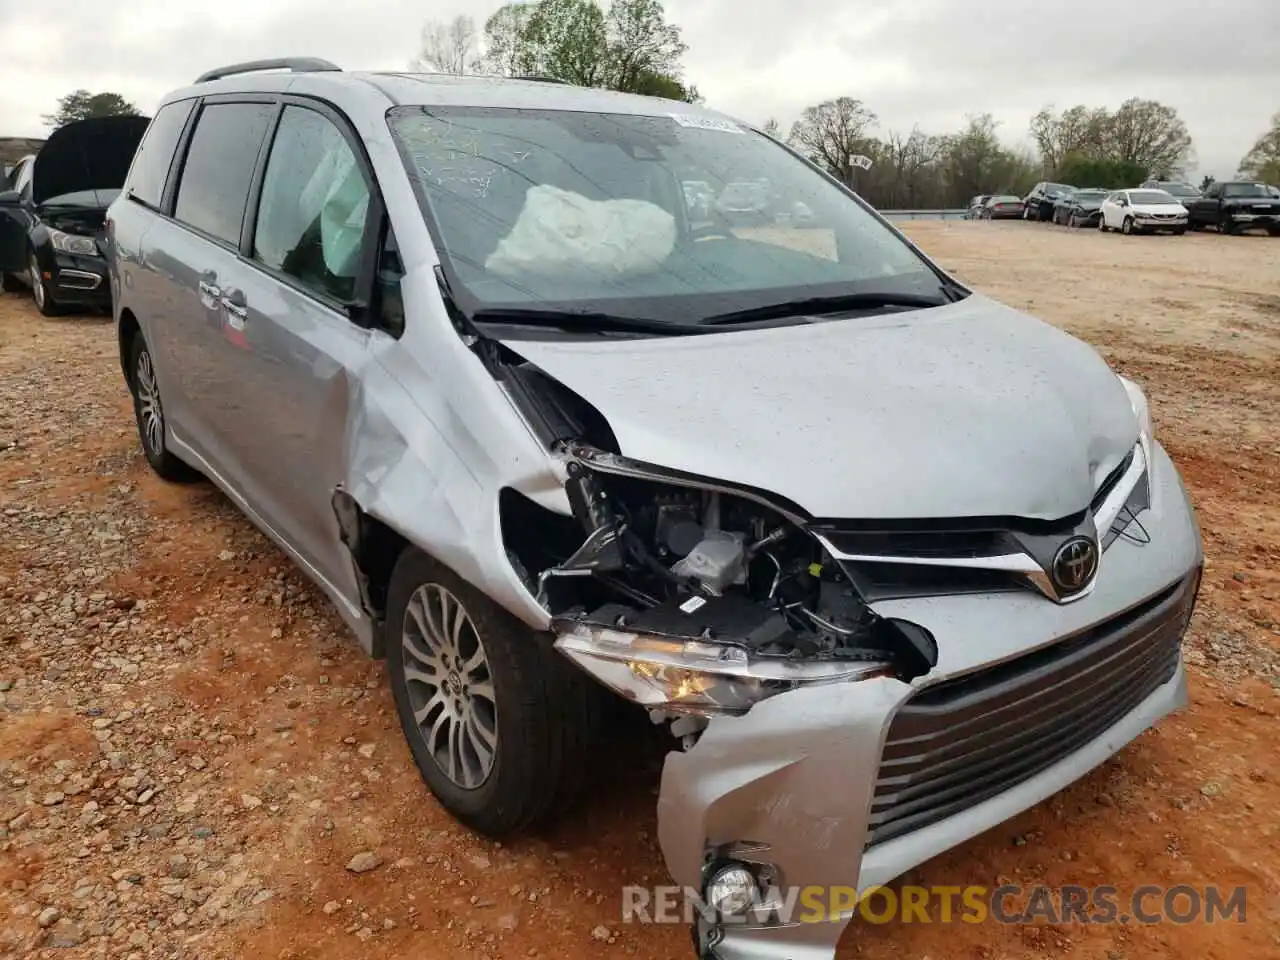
[0,271,22,293]
[1220,220,1236,235]
[127,335,201,482]
[386,549,597,837]
[1099,216,1109,232]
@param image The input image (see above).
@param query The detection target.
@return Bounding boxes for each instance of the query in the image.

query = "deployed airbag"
[485,184,676,278]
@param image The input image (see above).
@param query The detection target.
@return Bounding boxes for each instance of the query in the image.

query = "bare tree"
[761,118,781,139]
[1029,104,1109,174]
[787,97,879,186]
[410,15,481,75]
[1103,98,1192,178]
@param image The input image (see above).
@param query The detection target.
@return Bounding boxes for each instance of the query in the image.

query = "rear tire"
[1099,217,1109,232]
[1220,220,1236,236]
[386,548,598,837]
[0,271,22,293]
[127,334,202,482]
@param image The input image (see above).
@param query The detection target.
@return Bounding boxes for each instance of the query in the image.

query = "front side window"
[388,106,947,328]
[174,102,275,246]
[125,99,195,208]
[253,106,371,304]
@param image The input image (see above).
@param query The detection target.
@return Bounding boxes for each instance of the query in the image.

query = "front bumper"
[49,252,111,307]
[1134,215,1188,231]
[1226,210,1279,229]
[657,442,1202,960]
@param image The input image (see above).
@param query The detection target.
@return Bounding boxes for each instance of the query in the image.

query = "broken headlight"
[554,620,892,717]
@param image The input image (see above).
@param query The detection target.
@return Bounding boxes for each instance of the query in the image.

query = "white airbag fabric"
[485,185,676,277]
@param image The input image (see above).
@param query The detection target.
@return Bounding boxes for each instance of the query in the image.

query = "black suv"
[1022,182,1075,221]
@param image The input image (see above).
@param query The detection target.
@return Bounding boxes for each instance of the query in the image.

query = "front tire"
[127,335,201,482]
[1121,216,1135,235]
[386,549,596,837]
[29,252,60,317]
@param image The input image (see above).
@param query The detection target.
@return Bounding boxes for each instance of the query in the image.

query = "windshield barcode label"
[668,114,745,134]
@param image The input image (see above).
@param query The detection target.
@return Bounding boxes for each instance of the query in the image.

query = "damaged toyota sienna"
[107,60,1204,960]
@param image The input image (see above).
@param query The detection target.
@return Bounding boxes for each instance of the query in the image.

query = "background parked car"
[981,195,1026,219]
[0,117,149,314]
[1184,180,1280,236]
[1023,181,1075,221]
[1052,187,1110,227]
[964,194,991,219]
[714,178,774,225]
[1141,179,1202,206]
[1099,189,1188,235]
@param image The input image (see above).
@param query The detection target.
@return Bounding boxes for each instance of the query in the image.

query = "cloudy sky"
[2,0,1276,178]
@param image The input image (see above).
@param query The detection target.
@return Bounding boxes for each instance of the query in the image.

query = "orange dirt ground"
[1,221,1277,960]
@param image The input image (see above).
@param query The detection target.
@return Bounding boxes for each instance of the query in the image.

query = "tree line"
[35,0,1280,211]
[413,0,696,101]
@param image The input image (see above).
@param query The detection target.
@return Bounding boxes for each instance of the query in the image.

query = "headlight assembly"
[49,230,98,256]
[553,619,893,717]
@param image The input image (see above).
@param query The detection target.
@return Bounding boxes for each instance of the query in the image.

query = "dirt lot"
[1,222,1278,960]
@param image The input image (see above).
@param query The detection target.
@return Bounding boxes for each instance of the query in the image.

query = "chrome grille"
[864,573,1196,848]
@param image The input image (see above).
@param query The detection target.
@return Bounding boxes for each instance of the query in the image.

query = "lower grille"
[864,575,1195,848]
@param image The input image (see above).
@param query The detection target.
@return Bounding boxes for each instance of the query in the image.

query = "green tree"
[483,3,536,76]
[481,0,696,96]
[1199,174,1216,191]
[523,0,608,87]
[1236,112,1280,183]
[43,90,140,130]
[1057,154,1148,189]
[605,0,687,94]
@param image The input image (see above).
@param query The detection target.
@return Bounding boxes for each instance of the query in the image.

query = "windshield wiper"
[699,290,954,327]
[470,307,711,337]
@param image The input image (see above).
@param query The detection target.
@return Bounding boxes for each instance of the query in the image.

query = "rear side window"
[252,106,371,303]
[174,102,275,245]
[124,99,194,208]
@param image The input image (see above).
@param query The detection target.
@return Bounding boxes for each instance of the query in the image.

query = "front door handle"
[220,294,248,331]
[198,278,220,308]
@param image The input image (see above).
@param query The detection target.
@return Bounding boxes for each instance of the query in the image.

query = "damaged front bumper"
[657,443,1201,960]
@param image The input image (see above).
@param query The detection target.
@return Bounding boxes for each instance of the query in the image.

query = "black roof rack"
[195,57,341,84]
[511,75,569,85]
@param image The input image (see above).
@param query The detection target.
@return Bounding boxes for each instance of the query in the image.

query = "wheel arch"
[118,308,142,386]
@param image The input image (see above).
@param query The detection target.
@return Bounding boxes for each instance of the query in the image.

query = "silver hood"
[506,295,1139,521]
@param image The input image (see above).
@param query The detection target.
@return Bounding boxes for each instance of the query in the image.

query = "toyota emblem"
[1051,536,1099,593]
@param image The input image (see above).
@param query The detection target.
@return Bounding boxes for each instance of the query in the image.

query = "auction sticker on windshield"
[668,113,745,134]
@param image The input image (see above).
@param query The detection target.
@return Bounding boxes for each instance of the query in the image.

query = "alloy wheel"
[134,348,165,456]
[29,255,45,311]
[401,583,498,790]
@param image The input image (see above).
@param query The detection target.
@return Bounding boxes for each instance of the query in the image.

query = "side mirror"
[0,190,20,207]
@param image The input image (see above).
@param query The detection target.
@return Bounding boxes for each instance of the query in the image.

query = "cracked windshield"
[389,106,940,321]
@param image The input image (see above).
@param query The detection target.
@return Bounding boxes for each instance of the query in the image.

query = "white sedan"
[1099,189,1189,235]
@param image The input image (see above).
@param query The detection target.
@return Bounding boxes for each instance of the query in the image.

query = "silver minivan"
[108,58,1203,960]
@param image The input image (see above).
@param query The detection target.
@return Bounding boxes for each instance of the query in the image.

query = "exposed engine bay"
[486,350,939,734]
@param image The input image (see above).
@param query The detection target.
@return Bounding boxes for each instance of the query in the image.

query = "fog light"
[705,864,758,917]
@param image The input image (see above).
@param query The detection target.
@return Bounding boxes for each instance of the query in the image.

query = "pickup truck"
[1185,180,1280,235]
